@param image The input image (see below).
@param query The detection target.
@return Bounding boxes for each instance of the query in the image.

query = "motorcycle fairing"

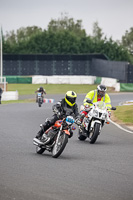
[63,130,70,135]
[54,120,62,127]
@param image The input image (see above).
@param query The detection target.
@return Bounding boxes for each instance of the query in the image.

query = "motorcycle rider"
[80,84,112,121]
[35,86,46,102]
[33,91,81,144]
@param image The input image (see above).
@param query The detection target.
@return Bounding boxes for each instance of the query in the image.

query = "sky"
[0,0,133,41]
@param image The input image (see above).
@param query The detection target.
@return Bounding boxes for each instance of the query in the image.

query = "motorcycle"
[33,115,76,158]
[37,92,43,107]
[78,100,116,144]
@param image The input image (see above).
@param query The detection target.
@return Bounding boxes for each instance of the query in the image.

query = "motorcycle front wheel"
[38,99,41,107]
[52,132,68,158]
[89,123,100,144]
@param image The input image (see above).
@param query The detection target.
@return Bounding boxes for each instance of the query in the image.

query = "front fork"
[89,120,102,135]
[55,125,63,144]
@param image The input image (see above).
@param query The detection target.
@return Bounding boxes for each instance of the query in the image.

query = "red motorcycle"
[33,116,76,158]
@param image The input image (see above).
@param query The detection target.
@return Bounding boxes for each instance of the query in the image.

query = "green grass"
[7,84,115,95]
[2,99,34,104]
[113,105,133,124]
[3,83,97,104]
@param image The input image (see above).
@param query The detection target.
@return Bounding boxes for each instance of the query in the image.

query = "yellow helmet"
[65,91,77,106]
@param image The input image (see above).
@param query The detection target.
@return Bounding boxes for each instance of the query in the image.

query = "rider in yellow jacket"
[82,85,112,118]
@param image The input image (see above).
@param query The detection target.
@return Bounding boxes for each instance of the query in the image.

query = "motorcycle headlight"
[93,110,98,117]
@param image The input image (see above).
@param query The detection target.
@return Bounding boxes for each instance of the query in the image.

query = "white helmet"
[97,85,107,97]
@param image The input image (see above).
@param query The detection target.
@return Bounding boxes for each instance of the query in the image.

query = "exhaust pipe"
[33,141,39,146]
[33,138,44,146]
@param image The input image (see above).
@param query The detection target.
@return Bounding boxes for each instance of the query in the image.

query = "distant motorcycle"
[37,92,43,107]
[33,116,76,158]
[78,100,116,144]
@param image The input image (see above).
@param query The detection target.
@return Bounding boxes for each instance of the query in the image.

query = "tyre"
[36,146,45,154]
[52,132,68,158]
[78,129,87,141]
[38,99,41,107]
[89,123,100,144]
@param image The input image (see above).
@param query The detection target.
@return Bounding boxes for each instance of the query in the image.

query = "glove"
[53,109,60,118]
[53,103,61,114]
[53,107,58,114]
[75,118,81,125]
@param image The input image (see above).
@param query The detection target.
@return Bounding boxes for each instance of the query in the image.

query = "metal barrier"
[3,54,132,83]
[127,64,133,83]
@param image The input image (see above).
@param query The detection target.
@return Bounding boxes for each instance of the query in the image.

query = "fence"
[3,54,133,83]
[127,64,133,83]
[91,59,129,82]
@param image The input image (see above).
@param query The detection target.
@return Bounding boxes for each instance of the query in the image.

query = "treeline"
[3,15,133,63]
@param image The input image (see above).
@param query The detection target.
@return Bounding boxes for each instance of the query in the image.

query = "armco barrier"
[4,76,32,84]
[120,83,133,92]
[32,76,47,84]
[101,78,117,87]
[32,75,97,84]
[4,76,133,92]
[2,91,19,101]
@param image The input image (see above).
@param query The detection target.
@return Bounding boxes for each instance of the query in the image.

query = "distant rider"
[33,91,81,144]
[35,86,46,102]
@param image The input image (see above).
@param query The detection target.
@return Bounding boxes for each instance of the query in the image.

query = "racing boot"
[35,129,43,139]
[34,121,51,144]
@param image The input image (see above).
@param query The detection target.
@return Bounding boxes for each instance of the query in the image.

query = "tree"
[4,26,43,43]
[16,26,42,42]
[92,21,104,41]
[121,27,133,52]
[2,15,132,63]
[48,13,86,37]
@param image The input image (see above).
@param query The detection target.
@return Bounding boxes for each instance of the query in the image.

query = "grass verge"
[113,105,133,125]
[2,99,34,104]
[6,84,115,95]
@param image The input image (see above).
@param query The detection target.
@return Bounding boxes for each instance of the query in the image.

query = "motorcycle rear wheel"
[36,146,45,154]
[89,123,100,144]
[52,132,68,158]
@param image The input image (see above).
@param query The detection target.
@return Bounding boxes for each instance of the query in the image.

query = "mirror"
[111,107,116,110]
[86,99,93,104]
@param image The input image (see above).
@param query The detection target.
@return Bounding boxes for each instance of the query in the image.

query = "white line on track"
[109,119,133,134]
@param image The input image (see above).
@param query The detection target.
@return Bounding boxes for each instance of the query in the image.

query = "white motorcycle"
[78,100,116,144]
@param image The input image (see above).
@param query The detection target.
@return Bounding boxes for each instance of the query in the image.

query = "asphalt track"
[0,93,133,200]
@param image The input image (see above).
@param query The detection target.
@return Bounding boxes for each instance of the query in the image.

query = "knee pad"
[45,118,51,126]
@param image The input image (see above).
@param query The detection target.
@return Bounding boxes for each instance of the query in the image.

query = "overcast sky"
[0,0,133,41]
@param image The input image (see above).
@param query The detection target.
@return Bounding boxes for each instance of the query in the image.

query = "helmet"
[65,91,77,106]
[39,86,43,90]
[97,84,107,97]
